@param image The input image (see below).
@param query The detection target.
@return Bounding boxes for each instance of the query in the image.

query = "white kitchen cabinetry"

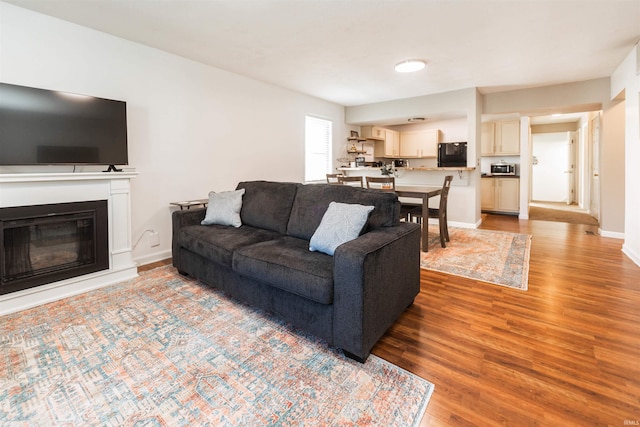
[385,129,400,157]
[481,123,495,156]
[399,129,440,158]
[481,177,520,213]
[373,129,399,157]
[480,178,496,210]
[361,126,386,140]
[481,120,520,156]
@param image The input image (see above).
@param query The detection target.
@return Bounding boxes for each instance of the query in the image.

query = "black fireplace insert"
[0,200,109,295]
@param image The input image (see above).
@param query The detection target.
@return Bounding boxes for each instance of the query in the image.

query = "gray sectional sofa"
[172,180,421,362]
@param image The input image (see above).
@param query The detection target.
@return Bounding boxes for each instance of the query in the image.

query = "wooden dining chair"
[365,176,395,191]
[337,175,364,187]
[326,173,343,184]
[410,175,454,248]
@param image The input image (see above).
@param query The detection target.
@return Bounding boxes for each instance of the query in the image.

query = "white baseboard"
[622,244,640,267]
[134,249,172,267]
[600,229,624,239]
[426,218,477,229]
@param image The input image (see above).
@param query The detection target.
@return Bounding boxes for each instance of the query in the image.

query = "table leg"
[422,196,429,252]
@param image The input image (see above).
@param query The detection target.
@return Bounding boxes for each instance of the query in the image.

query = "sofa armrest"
[172,208,206,270]
[332,222,421,361]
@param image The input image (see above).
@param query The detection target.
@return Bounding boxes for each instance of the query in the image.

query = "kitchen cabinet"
[481,120,520,156]
[373,129,399,157]
[399,129,440,158]
[385,129,400,157]
[361,126,386,140]
[481,177,520,214]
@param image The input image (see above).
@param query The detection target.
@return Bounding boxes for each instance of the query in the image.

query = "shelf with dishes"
[346,137,368,154]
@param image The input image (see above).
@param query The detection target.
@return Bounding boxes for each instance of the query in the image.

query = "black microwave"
[437,142,467,167]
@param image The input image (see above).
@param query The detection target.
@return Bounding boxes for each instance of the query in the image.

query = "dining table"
[394,185,442,251]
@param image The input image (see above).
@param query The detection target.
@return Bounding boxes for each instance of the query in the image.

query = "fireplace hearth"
[1,200,109,295]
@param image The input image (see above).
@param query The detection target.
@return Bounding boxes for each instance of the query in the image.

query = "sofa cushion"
[287,184,400,241]
[176,224,281,268]
[232,236,334,305]
[236,181,300,234]
[201,189,245,228]
[309,202,374,256]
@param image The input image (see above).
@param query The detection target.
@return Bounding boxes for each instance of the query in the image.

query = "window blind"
[305,116,332,182]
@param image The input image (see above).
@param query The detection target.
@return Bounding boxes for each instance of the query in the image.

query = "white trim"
[0,172,138,314]
[600,229,624,239]
[134,249,173,268]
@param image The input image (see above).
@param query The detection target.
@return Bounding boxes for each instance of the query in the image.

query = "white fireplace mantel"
[0,172,139,315]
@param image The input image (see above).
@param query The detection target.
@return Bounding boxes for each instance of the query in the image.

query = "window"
[305,116,332,182]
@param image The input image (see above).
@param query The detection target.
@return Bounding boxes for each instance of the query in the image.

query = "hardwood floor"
[143,214,639,426]
[373,214,640,426]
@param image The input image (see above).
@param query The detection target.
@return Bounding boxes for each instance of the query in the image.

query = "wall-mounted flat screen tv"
[0,82,128,168]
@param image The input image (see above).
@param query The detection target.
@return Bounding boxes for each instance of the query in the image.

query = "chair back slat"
[439,175,453,212]
[326,173,344,184]
[337,175,364,187]
[366,176,396,191]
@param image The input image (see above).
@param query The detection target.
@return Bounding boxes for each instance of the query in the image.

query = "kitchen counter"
[338,166,476,171]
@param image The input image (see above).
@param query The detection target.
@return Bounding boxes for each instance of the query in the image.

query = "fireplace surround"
[1,200,109,295]
[0,172,138,315]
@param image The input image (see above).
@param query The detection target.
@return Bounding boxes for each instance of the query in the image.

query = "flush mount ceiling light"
[408,117,425,122]
[395,59,427,73]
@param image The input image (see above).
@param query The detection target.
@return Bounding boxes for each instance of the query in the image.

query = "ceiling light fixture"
[408,117,425,122]
[395,59,426,73]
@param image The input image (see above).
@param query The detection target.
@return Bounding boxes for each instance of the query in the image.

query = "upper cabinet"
[365,125,440,158]
[373,129,399,157]
[399,129,440,158]
[385,129,400,157]
[361,126,386,140]
[481,120,520,156]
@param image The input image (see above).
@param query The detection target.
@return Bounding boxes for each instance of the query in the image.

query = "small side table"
[170,199,208,210]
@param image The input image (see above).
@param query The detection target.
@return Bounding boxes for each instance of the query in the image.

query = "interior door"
[589,116,601,221]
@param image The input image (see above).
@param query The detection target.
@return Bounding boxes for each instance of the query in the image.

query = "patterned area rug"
[421,225,532,290]
[1,266,433,426]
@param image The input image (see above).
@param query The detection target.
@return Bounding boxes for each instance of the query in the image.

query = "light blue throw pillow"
[309,201,375,256]
[201,188,245,227]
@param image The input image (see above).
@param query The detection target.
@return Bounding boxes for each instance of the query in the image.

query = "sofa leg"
[343,350,367,363]
[178,270,189,276]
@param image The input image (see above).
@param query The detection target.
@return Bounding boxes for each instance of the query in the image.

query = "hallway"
[528,201,599,226]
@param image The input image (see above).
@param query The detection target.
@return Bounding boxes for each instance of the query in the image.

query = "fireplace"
[1,200,109,295]
[0,172,137,315]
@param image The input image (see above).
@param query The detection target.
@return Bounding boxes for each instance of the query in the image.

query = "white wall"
[611,43,640,265]
[0,2,346,265]
[600,99,625,234]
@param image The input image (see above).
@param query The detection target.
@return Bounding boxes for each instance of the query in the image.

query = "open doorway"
[529,112,600,225]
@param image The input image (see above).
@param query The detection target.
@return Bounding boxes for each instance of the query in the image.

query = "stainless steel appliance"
[393,159,408,167]
[437,142,467,167]
[355,156,366,166]
[490,161,516,175]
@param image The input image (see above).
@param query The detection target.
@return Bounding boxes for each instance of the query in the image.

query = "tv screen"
[0,82,128,166]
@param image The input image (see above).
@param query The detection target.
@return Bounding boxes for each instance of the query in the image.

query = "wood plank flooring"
[143,214,639,426]
[373,214,640,426]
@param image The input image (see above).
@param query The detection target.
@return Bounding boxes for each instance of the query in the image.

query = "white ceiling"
[5,0,640,109]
